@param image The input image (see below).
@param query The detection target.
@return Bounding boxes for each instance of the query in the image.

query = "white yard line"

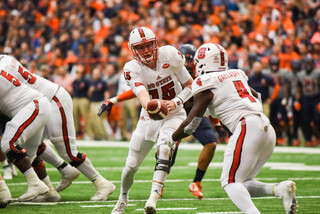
[6,177,320,186]
[10,195,320,205]
[45,140,320,154]
[135,208,197,211]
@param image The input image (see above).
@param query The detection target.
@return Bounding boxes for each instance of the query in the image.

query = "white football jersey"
[0,55,59,100]
[0,69,43,117]
[192,69,263,133]
[123,45,191,115]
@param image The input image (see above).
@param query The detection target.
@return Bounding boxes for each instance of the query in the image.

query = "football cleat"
[18,180,49,202]
[56,165,80,192]
[3,165,13,180]
[0,180,12,208]
[305,141,313,147]
[274,180,298,214]
[111,199,128,214]
[188,182,203,199]
[144,192,158,214]
[91,177,116,201]
[293,140,300,147]
[32,188,61,202]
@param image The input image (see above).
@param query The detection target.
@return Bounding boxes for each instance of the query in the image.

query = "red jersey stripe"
[9,100,39,153]
[228,118,246,183]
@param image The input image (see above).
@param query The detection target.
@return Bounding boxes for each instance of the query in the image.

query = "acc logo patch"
[162,64,170,69]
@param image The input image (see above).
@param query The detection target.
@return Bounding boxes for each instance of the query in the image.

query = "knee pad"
[126,156,140,171]
[36,142,46,156]
[32,156,45,170]
[70,152,86,167]
[155,158,171,173]
[6,145,27,163]
[155,145,172,173]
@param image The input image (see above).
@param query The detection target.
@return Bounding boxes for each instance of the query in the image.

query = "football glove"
[215,125,227,142]
[97,99,113,117]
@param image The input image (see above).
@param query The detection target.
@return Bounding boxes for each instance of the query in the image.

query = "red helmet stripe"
[215,44,225,66]
[138,27,145,38]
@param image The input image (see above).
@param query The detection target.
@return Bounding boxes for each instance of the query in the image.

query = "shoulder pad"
[192,75,217,95]
[159,46,185,67]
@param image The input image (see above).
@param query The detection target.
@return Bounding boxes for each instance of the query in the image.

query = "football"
[147,99,168,120]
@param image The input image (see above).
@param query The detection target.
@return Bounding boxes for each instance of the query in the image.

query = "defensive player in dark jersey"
[296,56,320,146]
[98,44,222,199]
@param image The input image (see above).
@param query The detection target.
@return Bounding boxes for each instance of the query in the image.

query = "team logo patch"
[135,82,143,87]
[162,64,170,69]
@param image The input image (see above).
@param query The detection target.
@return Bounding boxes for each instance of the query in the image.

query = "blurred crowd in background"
[0,0,320,146]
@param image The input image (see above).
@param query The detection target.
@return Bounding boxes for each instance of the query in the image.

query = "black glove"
[215,125,226,141]
[97,100,114,117]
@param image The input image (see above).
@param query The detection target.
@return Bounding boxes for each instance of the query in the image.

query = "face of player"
[134,41,155,63]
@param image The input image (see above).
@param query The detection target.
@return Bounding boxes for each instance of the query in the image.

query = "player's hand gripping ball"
[147,99,169,120]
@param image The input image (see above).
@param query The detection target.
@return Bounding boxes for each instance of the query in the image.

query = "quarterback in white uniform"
[0,54,115,201]
[171,43,298,214]
[0,58,51,202]
[112,27,193,214]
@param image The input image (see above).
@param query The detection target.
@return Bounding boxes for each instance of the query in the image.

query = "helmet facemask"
[128,27,159,64]
[131,40,159,64]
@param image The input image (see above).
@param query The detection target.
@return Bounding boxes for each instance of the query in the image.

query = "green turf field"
[2,140,320,214]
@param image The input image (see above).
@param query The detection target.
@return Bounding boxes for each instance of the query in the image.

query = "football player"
[296,55,320,146]
[0,59,52,202]
[170,43,298,214]
[106,27,193,214]
[99,44,221,199]
[0,54,115,201]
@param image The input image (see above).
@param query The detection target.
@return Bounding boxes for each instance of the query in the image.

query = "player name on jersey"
[217,70,245,82]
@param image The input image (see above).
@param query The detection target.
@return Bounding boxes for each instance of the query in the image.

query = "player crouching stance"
[171,43,298,214]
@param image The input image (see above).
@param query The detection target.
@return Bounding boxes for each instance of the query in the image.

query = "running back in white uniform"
[192,69,275,187]
[0,68,51,162]
[173,43,297,214]
[192,69,263,133]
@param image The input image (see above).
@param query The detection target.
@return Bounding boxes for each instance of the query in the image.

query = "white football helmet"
[128,27,159,64]
[193,43,228,77]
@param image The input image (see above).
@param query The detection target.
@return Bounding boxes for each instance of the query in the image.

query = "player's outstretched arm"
[97,89,136,117]
[172,89,213,141]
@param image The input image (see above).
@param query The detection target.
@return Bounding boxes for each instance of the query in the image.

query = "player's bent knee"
[6,145,27,163]
[32,156,45,170]
[205,141,217,150]
[126,156,140,171]
[36,142,46,156]
[69,152,86,167]
[155,144,172,173]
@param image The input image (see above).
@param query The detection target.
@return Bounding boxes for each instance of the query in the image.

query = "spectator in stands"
[72,64,90,139]
[87,66,109,140]
[53,65,74,95]
[248,61,280,118]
